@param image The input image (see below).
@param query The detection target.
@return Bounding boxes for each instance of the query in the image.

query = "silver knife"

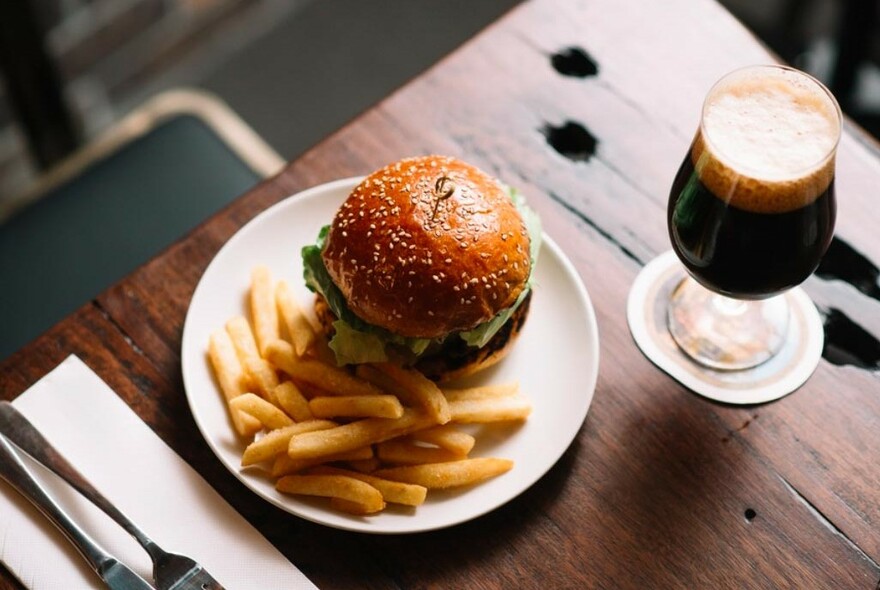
[0,432,155,589]
[0,401,225,590]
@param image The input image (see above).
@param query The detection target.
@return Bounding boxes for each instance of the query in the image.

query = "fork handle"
[0,433,113,575]
[0,402,157,553]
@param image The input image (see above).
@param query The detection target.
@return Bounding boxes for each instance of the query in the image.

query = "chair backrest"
[0,113,268,361]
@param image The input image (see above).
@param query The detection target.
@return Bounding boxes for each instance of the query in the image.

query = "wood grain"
[2,0,880,588]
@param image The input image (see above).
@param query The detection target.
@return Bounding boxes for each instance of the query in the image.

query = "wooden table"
[3,0,880,588]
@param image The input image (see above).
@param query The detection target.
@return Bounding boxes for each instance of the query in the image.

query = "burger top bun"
[321,155,532,339]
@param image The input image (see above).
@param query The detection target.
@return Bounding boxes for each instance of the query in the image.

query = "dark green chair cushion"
[0,114,265,360]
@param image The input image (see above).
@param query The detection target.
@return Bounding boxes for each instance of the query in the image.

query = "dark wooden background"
[2,0,879,588]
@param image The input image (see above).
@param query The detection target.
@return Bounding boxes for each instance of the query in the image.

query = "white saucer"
[627,251,824,405]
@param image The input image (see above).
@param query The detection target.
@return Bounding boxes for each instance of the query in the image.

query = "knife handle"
[0,402,157,553]
[0,432,112,575]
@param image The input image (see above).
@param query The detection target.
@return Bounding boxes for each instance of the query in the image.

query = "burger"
[301,155,541,381]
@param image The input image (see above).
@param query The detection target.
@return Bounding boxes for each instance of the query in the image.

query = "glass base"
[667,277,790,371]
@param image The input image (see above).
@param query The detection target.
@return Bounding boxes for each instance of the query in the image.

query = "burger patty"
[416,290,532,380]
[313,290,532,382]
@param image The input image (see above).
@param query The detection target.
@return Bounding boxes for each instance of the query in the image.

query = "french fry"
[243,356,280,402]
[305,325,337,365]
[230,393,294,430]
[442,382,519,402]
[276,475,385,514]
[225,316,268,396]
[329,497,383,515]
[226,316,261,364]
[287,409,434,460]
[265,340,383,397]
[449,395,532,423]
[208,330,261,436]
[210,262,531,516]
[309,395,404,420]
[374,363,450,424]
[410,425,476,456]
[374,458,514,489]
[355,365,416,405]
[346,456,382,473]
[291,381,327,400]
[273,381,313,422]
[376,439,466,465]
[272,446,374,477]
[250,265,279,356]
[208,330,245,398]
[308,466,427,506]
[241,420,337,466]
[276,280,317,356]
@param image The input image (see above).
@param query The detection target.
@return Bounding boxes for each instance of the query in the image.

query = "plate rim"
[181,177,600,534]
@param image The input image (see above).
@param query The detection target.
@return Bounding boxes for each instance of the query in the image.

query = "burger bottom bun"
[313,292,532,383]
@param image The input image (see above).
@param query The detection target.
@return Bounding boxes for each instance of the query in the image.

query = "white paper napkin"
[0,355,317,589]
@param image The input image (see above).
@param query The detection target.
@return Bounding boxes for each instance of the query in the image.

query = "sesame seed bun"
[321,155,532,338]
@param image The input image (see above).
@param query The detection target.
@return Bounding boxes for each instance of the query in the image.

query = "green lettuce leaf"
[328,320,389,365]
[508,186,543,267]
[458,287,529,348]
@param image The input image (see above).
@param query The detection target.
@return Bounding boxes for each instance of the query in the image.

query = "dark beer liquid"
[668,155,836,299]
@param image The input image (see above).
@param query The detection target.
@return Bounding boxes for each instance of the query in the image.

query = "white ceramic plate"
[181,178,599,534]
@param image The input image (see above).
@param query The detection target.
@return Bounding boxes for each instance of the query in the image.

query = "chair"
[0,89,285,361]
[0,1,285,361]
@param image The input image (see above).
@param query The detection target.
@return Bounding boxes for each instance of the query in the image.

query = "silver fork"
[0,401,225,590]
[0,433,155,589]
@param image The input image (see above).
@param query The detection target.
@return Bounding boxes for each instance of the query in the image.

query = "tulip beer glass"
[667,65,841,370]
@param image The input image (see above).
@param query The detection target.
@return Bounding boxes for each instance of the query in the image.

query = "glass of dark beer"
[667,65,841,370]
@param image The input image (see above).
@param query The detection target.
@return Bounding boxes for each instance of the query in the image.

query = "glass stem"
[667,277,790,370]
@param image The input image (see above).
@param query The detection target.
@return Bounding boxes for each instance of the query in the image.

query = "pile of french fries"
[207,265,531,516]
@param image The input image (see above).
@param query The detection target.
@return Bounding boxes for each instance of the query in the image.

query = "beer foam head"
[691,66,841,213]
